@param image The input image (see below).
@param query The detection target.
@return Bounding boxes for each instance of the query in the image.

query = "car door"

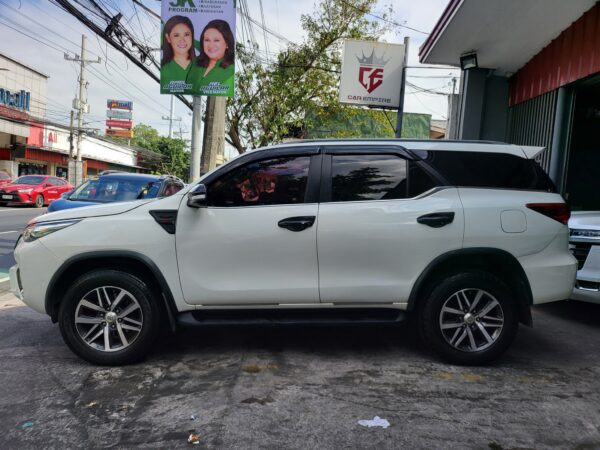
[44,177,62,202]
[176,149,321,305]
[316,146,464,304]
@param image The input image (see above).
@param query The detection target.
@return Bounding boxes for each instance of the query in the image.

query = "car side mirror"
[187,184,208,208]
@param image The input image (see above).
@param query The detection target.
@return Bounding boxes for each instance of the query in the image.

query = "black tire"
[34,194,44,208]
[418,271,519,366]
[58,269,161,365]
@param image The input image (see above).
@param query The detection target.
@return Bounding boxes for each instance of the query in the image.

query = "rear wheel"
[34,194,44,208]
[58,270,161,365]
[418,271,519,365]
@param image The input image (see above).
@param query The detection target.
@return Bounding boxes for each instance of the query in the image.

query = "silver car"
[569,211,600,303]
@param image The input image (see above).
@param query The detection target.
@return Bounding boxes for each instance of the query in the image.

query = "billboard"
[107,100,133,110]
[339,40,405,108]
[106,109,133,120]
[106,119,133,129]
[161,0,236,97]
[106,129,134,138]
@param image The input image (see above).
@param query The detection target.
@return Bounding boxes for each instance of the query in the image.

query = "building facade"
[420,0,600,211]
[0,53,150,180]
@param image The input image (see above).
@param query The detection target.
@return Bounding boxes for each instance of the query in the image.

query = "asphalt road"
[1,291,599,449]
[0,206,46,277]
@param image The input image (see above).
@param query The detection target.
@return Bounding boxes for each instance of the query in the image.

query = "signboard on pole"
[106,129,134,138]
[106,119,133,129]
[160,0,236,97]
[339,40,405,108]
[106,109,133,120]
[107,100,133,110]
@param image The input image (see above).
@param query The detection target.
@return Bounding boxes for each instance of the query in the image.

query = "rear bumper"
[519,232,577,304]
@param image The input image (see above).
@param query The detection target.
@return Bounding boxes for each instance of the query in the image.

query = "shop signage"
[106,109,133,120]
[106,119,133,129]
[106,129,134,138]
[107,100,133,110]
[0,88,30,111]
[339,40,405,108]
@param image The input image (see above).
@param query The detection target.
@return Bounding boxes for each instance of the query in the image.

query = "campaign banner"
[106,129,134,138]
[106,119,133,129]
[161,0,236,97]
[106,109,133,120]
[107,100,134,110]
[339,40,405,108]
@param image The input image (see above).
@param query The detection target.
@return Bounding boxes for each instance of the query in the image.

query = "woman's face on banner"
[166,24,192,58]
[203,28,227,62]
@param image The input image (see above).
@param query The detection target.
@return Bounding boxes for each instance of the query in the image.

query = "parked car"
[0,175,73,207]
[569,211,600,303]
[47,172,184,212]
[0,170,12,188]
[10,140,577,366]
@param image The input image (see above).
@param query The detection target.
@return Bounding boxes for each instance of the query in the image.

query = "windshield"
[68,178,159,203]
[13,176,44,185]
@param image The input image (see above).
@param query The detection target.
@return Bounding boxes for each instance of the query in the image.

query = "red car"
[0,175,74,208]
[0,171,11,187]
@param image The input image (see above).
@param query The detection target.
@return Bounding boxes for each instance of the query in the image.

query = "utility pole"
[395,36,410,138]
[200,96,226,175]
[162,95,181,138]
[64,34,100,185]
[68,110,75,159]
[189,96,203,182]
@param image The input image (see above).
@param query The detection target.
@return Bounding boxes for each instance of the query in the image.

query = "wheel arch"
[45,251,178,332]
[408,248,533,326]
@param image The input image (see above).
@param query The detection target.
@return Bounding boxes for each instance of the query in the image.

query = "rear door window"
[331,154,408,201]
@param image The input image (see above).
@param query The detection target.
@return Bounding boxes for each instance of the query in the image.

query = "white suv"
[9,140,577,366]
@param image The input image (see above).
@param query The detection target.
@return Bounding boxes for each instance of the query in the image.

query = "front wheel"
[418,272,519,365]
[34,194,44,208]
[58,270,161,365]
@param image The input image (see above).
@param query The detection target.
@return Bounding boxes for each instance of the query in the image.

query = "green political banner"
[161,0,236,97]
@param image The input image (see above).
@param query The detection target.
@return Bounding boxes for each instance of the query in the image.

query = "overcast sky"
[0,0,458,155]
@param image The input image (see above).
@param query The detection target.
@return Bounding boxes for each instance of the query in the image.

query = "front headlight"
[18,188,33,193]
[22,219,81,242]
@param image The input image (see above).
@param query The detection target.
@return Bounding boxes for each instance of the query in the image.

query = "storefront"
[0,53,156,182]
[420,0,600,210]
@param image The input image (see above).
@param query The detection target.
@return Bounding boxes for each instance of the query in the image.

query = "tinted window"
[408,162,438,197]
[421,151,556,191]
[331,154,407,201]
[209,156,311,207]
[69,178,159,202]
[48,177,64,186]
[13,176,45,185]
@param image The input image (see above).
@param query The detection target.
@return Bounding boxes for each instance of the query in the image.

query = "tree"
[109,124,190,181]
[227,0,393,153]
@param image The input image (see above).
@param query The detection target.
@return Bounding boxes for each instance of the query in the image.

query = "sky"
[0,0,459,157]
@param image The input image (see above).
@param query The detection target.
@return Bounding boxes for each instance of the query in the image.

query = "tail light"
[526,203,570,225]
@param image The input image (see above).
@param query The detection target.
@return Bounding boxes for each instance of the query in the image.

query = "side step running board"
[177,308,407,328]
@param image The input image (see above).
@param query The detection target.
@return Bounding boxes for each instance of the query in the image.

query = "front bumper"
[0,192,33,204]
[571,244,600,304]
[9,265,23,300]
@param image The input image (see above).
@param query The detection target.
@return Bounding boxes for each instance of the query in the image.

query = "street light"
[460,52,478,71]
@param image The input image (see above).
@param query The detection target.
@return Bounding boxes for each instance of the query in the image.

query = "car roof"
[96,173,161,182]
[246,139,536,159]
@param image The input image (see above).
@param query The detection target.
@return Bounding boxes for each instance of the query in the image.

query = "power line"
[338,0,429,35]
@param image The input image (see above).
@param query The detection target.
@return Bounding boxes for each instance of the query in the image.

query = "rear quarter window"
[420,150,556,192]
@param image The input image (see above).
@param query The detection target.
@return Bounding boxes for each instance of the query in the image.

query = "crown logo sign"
[355,49,390,67]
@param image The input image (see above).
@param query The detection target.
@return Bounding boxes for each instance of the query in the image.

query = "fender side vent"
[149,210,178,234]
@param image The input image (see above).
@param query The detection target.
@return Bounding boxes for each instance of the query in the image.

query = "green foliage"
[227,0,394,153]
[109,124,190,181]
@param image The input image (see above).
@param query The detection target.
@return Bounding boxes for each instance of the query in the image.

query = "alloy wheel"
[438,288,504,352]
[74,286,144,352]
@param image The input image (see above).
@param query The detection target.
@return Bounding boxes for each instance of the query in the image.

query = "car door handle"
[417,212,455,228]
[278,216,316,232]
